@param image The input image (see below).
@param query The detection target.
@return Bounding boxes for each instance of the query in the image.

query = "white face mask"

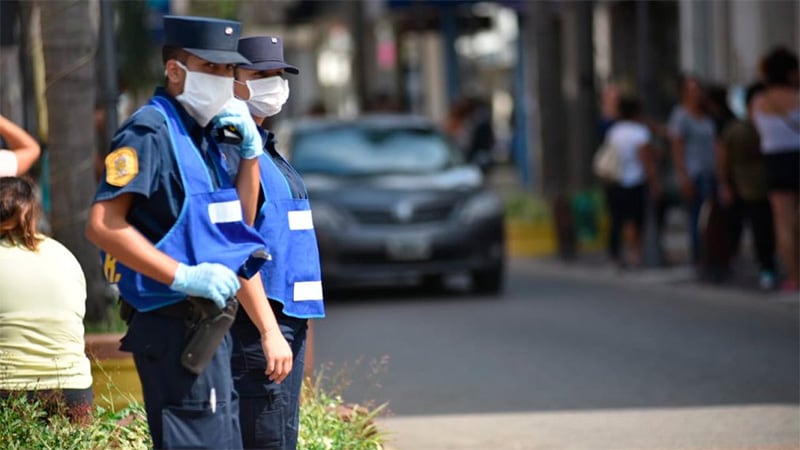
[237,76,290,118]
[174,61,234,127]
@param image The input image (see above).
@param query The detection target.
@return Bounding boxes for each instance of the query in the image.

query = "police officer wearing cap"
[86,16,292,449]
[218,36,325,449]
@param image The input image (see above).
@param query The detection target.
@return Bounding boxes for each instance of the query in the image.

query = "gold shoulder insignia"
[105,146,139,187]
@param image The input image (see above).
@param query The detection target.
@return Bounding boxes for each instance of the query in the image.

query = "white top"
[607,120,651,187]
[0,149,18,176]
[0,237,92,390]
[753,109,800,154]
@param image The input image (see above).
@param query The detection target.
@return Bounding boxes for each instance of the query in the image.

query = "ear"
[165,60,184,85]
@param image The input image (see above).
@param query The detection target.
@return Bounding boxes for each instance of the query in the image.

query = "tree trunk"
[38,0,108,322]
[530,0,567,196]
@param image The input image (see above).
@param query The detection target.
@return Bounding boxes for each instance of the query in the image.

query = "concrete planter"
[505,220,557,257]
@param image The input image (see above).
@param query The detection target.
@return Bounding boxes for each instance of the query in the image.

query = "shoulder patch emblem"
[105,146,139,187]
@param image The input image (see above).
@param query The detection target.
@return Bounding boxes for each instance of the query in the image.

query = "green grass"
[1,374,388,450]
[0,392,151,450]
[299,369,389,450]
[503,190,552,224]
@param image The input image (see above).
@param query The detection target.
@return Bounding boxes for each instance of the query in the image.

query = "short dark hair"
[617,96,641,120]
[760,47,798,87]
[162,46,189,65]
[745,82,766,108]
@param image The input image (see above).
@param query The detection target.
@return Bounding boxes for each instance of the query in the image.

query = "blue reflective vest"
[254,147,325,319]
[104,97,268,312]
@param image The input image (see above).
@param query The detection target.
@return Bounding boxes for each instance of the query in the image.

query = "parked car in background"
[277,114,505,294]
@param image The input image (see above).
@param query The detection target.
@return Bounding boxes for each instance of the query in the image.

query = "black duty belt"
[150,300,196,320]
[119,299,195,323]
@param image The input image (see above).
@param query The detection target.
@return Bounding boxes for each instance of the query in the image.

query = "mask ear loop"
[233,79,251,101]
[165,60,188,78]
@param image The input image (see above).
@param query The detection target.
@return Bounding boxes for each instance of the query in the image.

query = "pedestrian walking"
[219,35,325,450]
[605,97,662,268]
[85,16,291,449]
[717,82,777,289]
[751,47,800,292]
[668,74,718,266]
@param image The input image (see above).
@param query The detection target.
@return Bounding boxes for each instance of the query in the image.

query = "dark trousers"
[230,302,308,450]
[689,171,718,263]
[121,312,242,450]
[732,199,776,272]
[605,183,646,261]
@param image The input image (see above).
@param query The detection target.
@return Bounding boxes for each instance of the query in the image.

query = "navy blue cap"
[163,15,250,65]
[237,36,299,74]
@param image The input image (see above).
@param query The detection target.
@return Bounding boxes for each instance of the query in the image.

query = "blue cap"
[163,15,250,65]
[237,36,299,74]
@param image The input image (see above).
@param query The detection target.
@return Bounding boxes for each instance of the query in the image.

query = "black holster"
[180,296,238,375]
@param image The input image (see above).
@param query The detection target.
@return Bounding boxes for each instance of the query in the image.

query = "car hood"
[303,165,485,212]
[303,165,482,192]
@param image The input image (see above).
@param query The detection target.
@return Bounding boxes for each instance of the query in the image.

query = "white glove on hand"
[212,98,264,160]
[170,262,240,308]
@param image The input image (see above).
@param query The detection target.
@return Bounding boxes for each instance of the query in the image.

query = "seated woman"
[0,176,93,423]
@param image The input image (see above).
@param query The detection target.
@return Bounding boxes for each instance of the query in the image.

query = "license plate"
[386,237,432,261]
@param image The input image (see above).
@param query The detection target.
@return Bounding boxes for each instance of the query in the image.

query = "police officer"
[219,36,325,450]
[86,16,292,449]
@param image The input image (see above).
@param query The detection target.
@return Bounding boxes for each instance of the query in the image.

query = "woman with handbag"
[604,97,662,269]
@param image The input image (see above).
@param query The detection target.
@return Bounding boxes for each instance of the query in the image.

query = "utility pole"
[563,0,596,192]
[637,1,664,267]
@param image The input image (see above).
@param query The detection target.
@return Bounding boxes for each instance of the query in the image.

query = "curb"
[511,257,800,308]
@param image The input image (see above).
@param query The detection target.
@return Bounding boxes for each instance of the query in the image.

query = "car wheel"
[471,265,504,295]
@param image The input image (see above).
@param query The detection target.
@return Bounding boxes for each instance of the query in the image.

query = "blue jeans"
[688,171,717,263]
[230,302,308,450]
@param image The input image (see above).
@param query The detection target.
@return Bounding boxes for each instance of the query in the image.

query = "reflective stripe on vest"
[253,151,325,319]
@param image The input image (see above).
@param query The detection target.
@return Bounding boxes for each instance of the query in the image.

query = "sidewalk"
[494,161,797,303]
[518,252,800,307]
[379,405,800,450]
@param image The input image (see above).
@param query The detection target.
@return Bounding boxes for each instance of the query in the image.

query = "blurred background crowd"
[0,0,798,325]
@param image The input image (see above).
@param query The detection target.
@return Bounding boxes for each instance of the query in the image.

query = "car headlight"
[458,191,503,224]
[311,202,350,230]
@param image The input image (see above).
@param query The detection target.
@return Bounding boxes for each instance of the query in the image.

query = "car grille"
[350,204,454,224]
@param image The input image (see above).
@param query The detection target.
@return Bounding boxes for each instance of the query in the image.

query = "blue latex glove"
[170,262,240,308]
[212,98,264,160]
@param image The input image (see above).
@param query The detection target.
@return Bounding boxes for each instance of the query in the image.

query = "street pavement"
[389,259,798,449]
[312,256,800,450]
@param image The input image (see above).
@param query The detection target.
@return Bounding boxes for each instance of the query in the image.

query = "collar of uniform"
[258,127,278,155]
[154,87,204,144]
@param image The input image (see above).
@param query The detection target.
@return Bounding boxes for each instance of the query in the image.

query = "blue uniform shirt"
[94,88,220,243]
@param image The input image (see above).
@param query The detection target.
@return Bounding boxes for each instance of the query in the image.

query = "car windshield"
[290,124,460,176]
